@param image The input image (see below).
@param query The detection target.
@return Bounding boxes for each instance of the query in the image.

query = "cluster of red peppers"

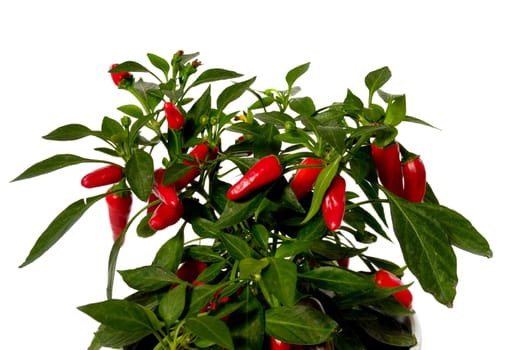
[371,142,426,202]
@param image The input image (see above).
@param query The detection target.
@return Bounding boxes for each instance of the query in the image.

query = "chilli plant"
[13,50,492,350]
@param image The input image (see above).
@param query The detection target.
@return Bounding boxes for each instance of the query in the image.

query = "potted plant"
[13,50,492,349]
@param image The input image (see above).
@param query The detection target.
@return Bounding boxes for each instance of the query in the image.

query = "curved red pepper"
[105,188,133,243]
[322,175,346,231]
[226,155,283,201]
[371,142,404,197]
[174,143,218,190]
[153,168,180,207]
[109,63,132,86]
[164,101,184,131]
[290,157,324,199]
[374,269,413,309]
[402,156,426,202]
[148,200,184,231]
[81,165,123,189]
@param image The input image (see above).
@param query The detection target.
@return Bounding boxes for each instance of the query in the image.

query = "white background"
[1,1,525,349]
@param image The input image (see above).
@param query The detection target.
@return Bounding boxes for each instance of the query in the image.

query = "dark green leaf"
[88,324,151,349]
[186,316,234,350]
[217,76,256,112]
[403,115,440,129]
[12,154,100,181]
[125,149,154,201]
[342,89,365,114]
[301,155,341,224]
[78,299,163,332]
[251,224,270,251]
[190,68,243,88]
[158,284,186,326]
[261,258,297,306]
[117,104,144,119]
[220,233,255,260]
[286,62,310,88]
[188,284,219,316]
[215,190,267,229]
[19,194,105,267]
[290,96,316,116]
[42,123,96,141]
[300,266,375,294]
[230,289,265,349]
[265,304,338,345]
[147,53,170,76]
[192,217,222,238]
[118,265,180,292]
[253,111,296,128]
[385,190,458,306]
[358,315,416,347]
[275,240,313,259]
[253,123,282,158]
[152,228,184,271]
[317,125,346,153]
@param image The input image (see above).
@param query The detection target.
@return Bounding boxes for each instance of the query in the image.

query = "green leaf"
[229,289,265,349]
[358,315,416,347]
[192,217,222,238]
[188,284,220,316]
[190,68,243,88]
[215,190,267,229]
[239,257,270,279]
[42,123,96,141]
[117,104,144,119]
[286,62,310,88]
[125,149,154,201]
[301,155,341,224]
[317,125,346,153]
[216,76,256,112]
[220,233,255,260]
[118,265,180,292]
[265,304,338,345]
[289,96,316,116]
[252,111,296,128]
[365,66,391,102]
[152,228,184,271]
[384,94,406,126]
[111,61,150,73]
[19,194,105,267]
[147,53,170,76]
[88,324,151,349]
[78,299,163,333]
[274,240,313,259]
[186,316,234,350]
[403,115,440,129]
[300,266,375,294]
[102,117,124,138]
[158,284,186,326]
[384,190,458,306]
[261,258,297,306]
[12,154,100,181]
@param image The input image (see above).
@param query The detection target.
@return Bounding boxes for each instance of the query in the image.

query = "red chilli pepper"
[374,269,413,309]
[175,259,208,282]
[322,175,346,231]
[269,337,305,350]
[371,142,404,197]
[105,187,133,243]
[402,156,426,203]
[164,101,184,130]
[174,143,218,190]
[109,63,132,86]
[290,157,324,199]
[226,155,283,201]
[153,168,180,207]
[148,200,184,231]
[81,165,123,188]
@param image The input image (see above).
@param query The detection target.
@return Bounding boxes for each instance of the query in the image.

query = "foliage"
[14,51,492,349]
